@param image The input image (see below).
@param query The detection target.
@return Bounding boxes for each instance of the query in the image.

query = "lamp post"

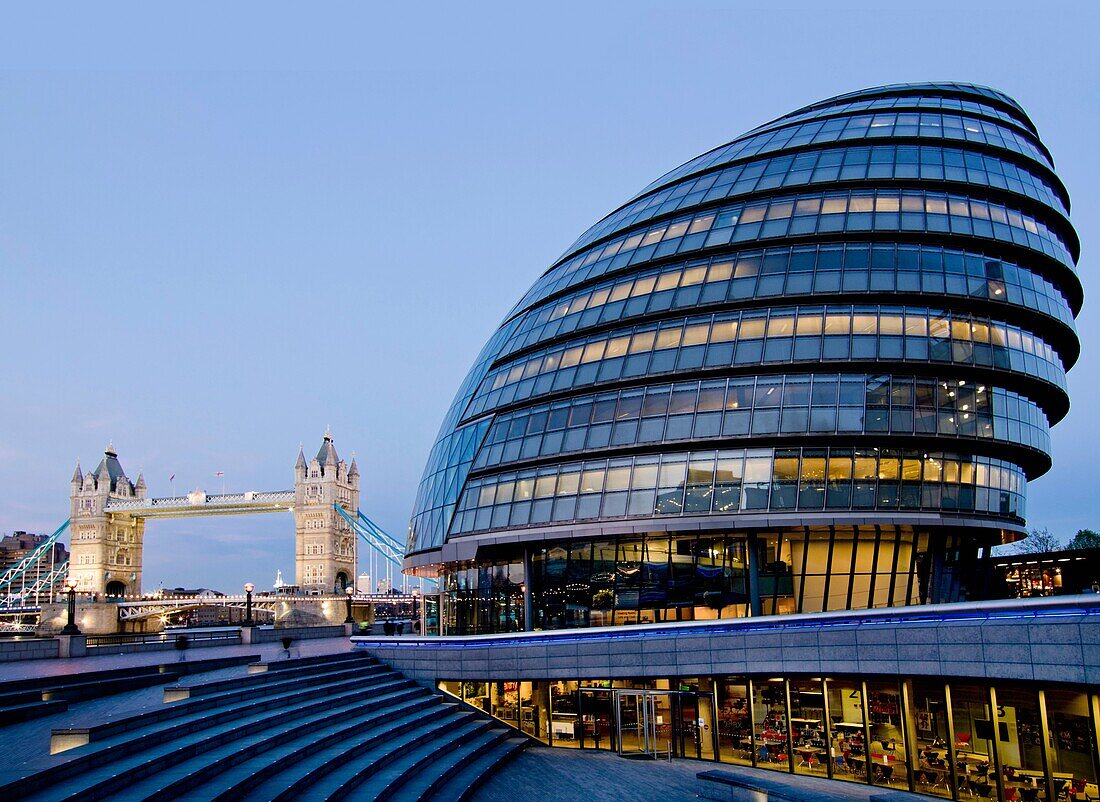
[344,585,355,624]
[244,582,254,627]
[62,576,80,635]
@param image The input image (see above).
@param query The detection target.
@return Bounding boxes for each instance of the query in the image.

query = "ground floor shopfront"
[439,673,1099,801]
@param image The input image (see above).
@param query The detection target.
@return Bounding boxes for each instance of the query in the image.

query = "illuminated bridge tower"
[294,429,360,592]
[69,443,146,596]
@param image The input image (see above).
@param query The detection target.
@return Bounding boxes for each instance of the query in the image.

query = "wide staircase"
[0,651,528,801]
[0,653,259,726]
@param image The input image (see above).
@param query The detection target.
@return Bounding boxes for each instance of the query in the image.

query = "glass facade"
[439,672,1100,802]
[570,145,1070,259]
[407,82,1081,641]
[497,245,1076,363]
[474,376,1050,472]
[470,307,1068,419]
[515,186,1076,318]
[453,449,1026,536]
[442,526,996,633]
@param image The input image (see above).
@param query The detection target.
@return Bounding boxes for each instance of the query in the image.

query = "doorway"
[615,690,674,759]
[613,689,717,760]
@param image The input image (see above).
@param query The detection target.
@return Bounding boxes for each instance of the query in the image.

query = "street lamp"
[62,576,80,635]
[243,582,255,627]
[344,585,355,624]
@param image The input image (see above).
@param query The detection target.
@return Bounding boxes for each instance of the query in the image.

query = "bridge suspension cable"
[334,505,436,594]
[0,519,70,609]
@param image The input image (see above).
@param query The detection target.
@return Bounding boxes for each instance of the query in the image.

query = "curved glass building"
[406,82,1081,635]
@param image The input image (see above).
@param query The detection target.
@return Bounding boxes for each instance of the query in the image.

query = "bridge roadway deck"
[0,636,354,786]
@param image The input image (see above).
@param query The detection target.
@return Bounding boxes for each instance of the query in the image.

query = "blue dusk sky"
[0,2,1097,592]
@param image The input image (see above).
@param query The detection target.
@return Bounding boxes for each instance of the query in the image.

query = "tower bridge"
[0,430,420,615]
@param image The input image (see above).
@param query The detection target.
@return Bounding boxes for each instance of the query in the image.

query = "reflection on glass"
[520,681,550,743]
[1045,689,1098,801]
[716,679,754,766]
[828,679,869,785]
[753,680,790,772]
[789,678,827,776]
[867,680,907,789]
[950,683,1001,800]
[993,686,1046,799]
[454,447,1027,539]
[911,679,954,798]
[548,680,580,748]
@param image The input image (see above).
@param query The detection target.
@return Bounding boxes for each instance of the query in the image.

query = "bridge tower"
[294,429,359,593]
[68,443,146,596]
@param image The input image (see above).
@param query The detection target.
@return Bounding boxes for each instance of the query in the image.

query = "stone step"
[21,679,423,802]
[321,718,493,801]
[388,726,516,802]
[163,656,381,701]
[52,664,401,752]
[0,654,257,733]
[0,652,257,695]
[45,671,179,704]
[189,696,446,802]
[276,710,481,802]
[0,698,70,726]
[2,655,531,802]
[104,690,441,801]
[238,703,466,802]
[15,672,413,798]
[426,735,529,802]
[249,649,372,673]
[0,665,165,696]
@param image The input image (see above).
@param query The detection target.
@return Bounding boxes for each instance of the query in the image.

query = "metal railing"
[86,627,242,649]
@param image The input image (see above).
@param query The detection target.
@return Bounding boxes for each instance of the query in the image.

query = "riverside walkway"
[479,747,929,801]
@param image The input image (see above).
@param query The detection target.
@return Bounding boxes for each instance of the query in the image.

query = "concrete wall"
[271,598,352,627]
[0,637,59,662]
[37,602,120,636]
[353,595,1100,688]
[252,624,347,643]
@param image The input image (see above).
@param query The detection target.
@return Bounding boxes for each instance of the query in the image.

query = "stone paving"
[476,747,928,802]
[0,636,354,784]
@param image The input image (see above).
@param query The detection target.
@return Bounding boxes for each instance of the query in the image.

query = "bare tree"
[1012,527,1063,554]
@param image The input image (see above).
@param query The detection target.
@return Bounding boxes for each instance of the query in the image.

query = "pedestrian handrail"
[86,628,241,648]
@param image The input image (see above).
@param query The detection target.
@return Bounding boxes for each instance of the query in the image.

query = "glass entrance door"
[579,687,615,750]
[615,690,674,759]
[679,691,717,760]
